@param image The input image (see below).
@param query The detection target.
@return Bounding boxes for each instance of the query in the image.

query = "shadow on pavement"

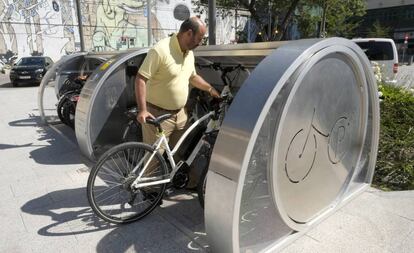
[8,114,43,127]
[0,81,13,88]
[0,143,34,150]
[20,187,115,236]
[8,115,82,165]
[0,81,39,88]
[20,187,209,252]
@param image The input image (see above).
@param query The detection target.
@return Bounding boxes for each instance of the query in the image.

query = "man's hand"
[190,74,221,98]
[209,87,221,98]
[137,110,154,124]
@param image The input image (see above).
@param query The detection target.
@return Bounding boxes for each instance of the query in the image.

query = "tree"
[192,0,366,41]
[324,0,366,38]
[192,0,302,42]
[367,20,391,38]
[296,0,366,39]
[296,5,321,38]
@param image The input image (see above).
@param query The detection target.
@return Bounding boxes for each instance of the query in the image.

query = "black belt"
[147,103,181,114]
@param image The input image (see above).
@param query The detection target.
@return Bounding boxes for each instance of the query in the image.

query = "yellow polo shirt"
[138,34,196,110]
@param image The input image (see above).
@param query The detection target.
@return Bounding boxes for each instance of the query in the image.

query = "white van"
[352,38,398,84]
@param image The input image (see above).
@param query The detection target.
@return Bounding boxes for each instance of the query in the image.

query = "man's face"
[188,26,206,50]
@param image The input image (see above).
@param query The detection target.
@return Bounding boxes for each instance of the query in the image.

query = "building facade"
[0,0,242,62]
[359,0,414,59]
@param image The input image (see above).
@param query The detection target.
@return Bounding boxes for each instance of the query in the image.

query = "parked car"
[9,56,54,87]
[352,38,398,84]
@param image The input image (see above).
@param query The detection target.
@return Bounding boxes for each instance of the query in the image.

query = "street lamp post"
[147,0,152,46]
[208,0,216,45]
[268,1,272,41]
[74,0,85,51]
[320,0,327,38]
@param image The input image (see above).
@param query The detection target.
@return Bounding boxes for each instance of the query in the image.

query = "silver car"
[352,38,398,84]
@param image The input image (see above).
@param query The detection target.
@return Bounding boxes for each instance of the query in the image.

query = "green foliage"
[296,0,366,38]
[367,20,391,38]
[324,0,366,38]
[296,5,321,38]
[374,84,414,190]
[192,0,366,41]
[192,0,301,41]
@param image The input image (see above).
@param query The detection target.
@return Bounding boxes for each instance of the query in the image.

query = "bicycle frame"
[129,63,246,190]
[130,110,215,189]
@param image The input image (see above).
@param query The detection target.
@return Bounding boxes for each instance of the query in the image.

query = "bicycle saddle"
[146,114,172,127]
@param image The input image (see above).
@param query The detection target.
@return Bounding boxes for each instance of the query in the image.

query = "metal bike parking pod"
[74,38,379,252]
[205,38,379,252]
[38,52,116,125]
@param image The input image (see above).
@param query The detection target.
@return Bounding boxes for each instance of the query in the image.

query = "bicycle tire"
[58,79,73,97]
[196,144,215,209]
[87,142,168,224]
[197,163,208,209]
[59,98,76,129]
[57,96,70,125]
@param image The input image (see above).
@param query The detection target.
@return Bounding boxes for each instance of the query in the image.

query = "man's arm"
[190,74,220,98]
[135,74,154,123]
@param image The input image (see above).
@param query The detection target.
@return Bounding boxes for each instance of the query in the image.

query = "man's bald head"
[178,17,207,51]
[179,17,206,34]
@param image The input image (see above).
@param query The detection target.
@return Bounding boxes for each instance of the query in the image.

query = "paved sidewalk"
[0,74,413,252]
[0,76,208,253]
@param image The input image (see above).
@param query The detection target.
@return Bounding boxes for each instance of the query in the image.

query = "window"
[355,41,394,61]
[17,57,45,66]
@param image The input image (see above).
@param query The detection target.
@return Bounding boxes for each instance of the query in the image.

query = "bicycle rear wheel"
[87,142,168,224]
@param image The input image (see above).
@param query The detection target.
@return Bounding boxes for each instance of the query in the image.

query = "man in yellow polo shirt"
[135,17,220,150]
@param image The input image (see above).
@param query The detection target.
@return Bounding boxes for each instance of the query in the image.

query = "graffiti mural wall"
[0,0,78,61]
[0,0,239,61]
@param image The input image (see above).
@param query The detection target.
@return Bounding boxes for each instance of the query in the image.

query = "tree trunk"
[275,0,300,40]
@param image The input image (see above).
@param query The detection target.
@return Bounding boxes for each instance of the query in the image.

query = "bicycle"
[56,75,87,128]
[86,63,248,224]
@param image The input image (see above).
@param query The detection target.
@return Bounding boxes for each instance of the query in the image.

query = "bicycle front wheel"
[87,142,168,224]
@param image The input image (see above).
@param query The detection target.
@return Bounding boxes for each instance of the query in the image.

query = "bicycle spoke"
[132,152,151,174]
[96,171,122,182]
[101,163,123,178]
[110,156,126,177]
[117,151,129,175]
[105,191,122,217]
[87,143,168,224]
[125,148,132,173]
[93,184,121,199]
[95,188,121,204]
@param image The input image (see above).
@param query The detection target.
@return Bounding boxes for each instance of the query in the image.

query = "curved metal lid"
[205,38,379,252]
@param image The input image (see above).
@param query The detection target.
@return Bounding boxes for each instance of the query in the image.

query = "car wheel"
[12,82,18,87]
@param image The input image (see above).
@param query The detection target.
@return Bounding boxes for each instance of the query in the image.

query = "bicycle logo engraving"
[284,108,351,183]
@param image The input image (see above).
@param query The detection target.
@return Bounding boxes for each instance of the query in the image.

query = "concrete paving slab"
[9,175,50,198]
[369,190,414,221]
[0,185,14,201]
[393,229,414,253]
